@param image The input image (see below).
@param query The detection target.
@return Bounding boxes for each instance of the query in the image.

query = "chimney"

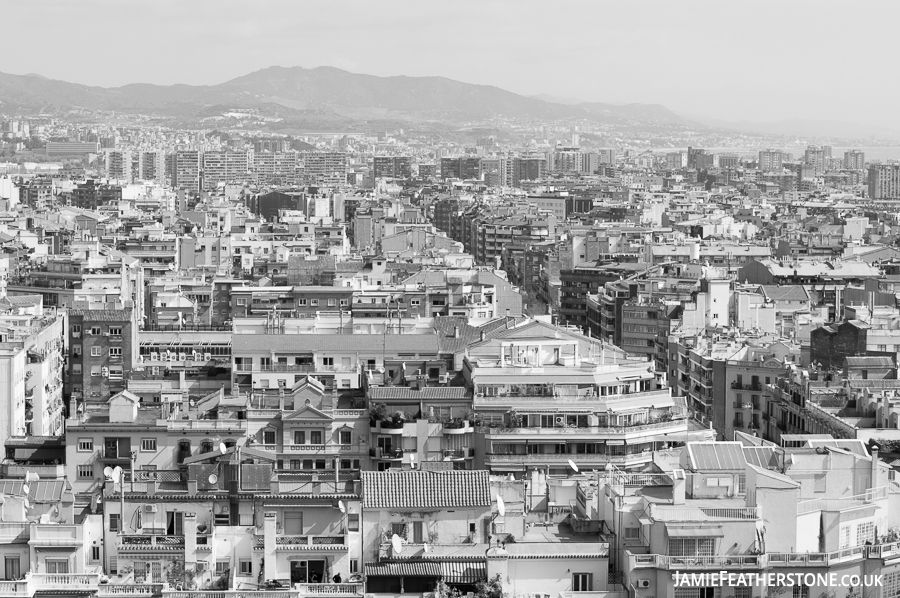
[480,330,485,342]
[454,326,459,339]
[871,444,880,490]
[672,469,686,505]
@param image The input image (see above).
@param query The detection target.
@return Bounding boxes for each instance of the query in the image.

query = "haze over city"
[1,0,899,132]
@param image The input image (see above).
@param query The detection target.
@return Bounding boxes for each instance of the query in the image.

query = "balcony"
[97,584,164,597]
[369,447,405,461]
[98,448,132,463]
[235,363,358,374]
[478,418,687,437]
[253,534,346,550]
[160,585,363,597]
[270,477,360,496]
[796,487,887,514]
[441,420,474,435]
[118,534,185,551]
[163,419,247,431]
[731,382,763,391]
[0,580,28,596]
[658,554,763,570]
[648,505,760,521]
[368,421,404,434]
[31,573,100,592]
[0,522,28,543]
[442,448,474,460]
[30,523,80,546]
[486,453,652,466]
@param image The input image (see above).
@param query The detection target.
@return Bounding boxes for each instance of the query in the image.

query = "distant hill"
[0,66,702,130]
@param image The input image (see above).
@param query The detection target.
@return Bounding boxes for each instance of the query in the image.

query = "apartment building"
[620,440,894,598]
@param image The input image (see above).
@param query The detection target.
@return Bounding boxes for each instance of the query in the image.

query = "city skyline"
[2,0,900,132]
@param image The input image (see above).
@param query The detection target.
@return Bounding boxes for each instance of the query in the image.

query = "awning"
[441,560,486,584]
[638,517,652,526]
[365,561,442,577]
[666,525,724,538]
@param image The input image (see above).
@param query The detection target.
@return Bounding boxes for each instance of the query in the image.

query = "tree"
[474,574,507,598]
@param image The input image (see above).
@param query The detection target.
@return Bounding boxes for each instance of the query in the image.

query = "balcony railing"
[486,453,651,465]
[797,487,887,514]
[160,586,363,598]
[98,584,164,596]
[235,363,358,373]
[163,419,247,430]
[119,534,185,548]
[658,554,763,569]
[731,382,763,391]
[254,534,346,548]
[31,573,100,589]
[0,580,28,596]
[478,418,687,436]
[648,505,760,521]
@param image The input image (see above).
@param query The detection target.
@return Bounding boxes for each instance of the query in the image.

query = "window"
[77,465,93,479]
[293,431,306,445]
[72,324,82,335]
[109,327,122,336]
[78,438,94,452]
[668,538,715,557]
[410,299,420,306]
[109,347,122,358]
[90,327,101,336]
[4,557,20,581]
[263,429,276,445]
[624,527,640,541]
[350,559,359,574]
[297,299,308,306]
[73,345,82,357]
[141,438,157,452]
[883,572,900,598]
[573,573,592,592]
[45,559,68,574]
[327,298,336,307]
[236,298,247,306]
[215,561,229,575]
[348,513,360,532]
[322,357,334,366]
[239,559,252,575]
[340,299,349,307]
[412,521,424,544]
[391,523,405,538]
[310,299,319,307]
[735,588,752,598]
[857,521,875,546]
[91,546,101,562]
[339,430,352,445]
[793,586,809,598]
[109,514,120,532]
[91,347,102,357]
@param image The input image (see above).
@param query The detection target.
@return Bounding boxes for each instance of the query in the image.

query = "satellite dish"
[496,494,506,517]
[22,485,29,496]
[568,459,579,473]
[219,443,227,455]
[23,498,30,510]
[391,534,403,555]
[208,474,218,485]
[338,500,346,514]
[111,467,123,484]
[103,467,113,479]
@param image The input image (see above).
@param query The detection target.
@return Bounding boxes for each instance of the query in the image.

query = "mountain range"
[0,66,695,130]
[0,66,890,141]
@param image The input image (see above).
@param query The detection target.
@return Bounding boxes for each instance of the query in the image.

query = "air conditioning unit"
[101,367,109,377]
[554,416,565,426]
[218,505,230,515]
[204,353,212,361]
[638,580,651,588]
[438,373,450,384]
[150,367,159,376]
[151,353,159,361]
[144,504,158,513]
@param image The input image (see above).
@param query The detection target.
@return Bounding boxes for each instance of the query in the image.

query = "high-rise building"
[103,150,132,181]
[201,151,249,191]
[758,149,786,171]
[666,152,688,170]
[844,150,866,170]
[174,150,201,193]
[302,152,348,186]
[372,156,411,180]
[139,150,166,184]
[440,157,481,180]
[804,144,828,171]
[868,162,900,199]
[687,147,707,169]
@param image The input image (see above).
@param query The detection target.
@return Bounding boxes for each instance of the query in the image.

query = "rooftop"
[362,470,491,509]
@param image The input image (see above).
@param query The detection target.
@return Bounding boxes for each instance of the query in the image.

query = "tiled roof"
[844,356,894,368]
[759,285,810,302]
[232,333,439,354]
[368,386,468,401]
[68,309,131,321]
[362,470,491,509]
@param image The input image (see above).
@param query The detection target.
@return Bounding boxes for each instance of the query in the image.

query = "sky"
[2,0,899,128]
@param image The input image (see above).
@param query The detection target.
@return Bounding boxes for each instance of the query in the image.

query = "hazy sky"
[2,0,898,127]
